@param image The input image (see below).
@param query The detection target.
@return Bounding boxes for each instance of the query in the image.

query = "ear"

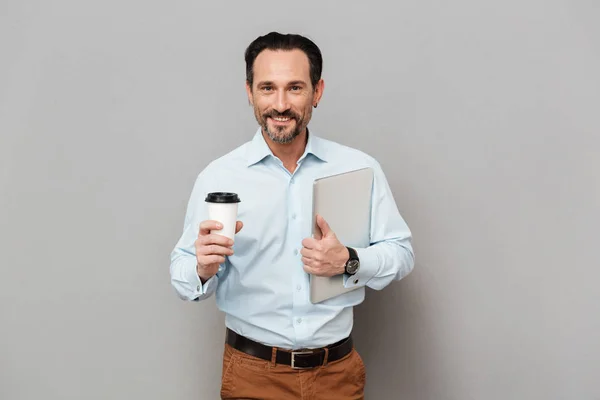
[245,81,254,106]
[313,79,325,106]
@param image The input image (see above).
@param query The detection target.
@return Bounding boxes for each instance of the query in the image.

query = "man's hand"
[301,215,349,277]
[195,220,243,283]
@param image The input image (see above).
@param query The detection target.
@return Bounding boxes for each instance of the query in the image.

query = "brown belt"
[225,328,353,369]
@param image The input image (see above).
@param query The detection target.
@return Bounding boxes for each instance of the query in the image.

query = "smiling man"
[170,32,415,399]
[249,48,321,150]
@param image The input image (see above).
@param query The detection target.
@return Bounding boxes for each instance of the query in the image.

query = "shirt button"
[196,285,201,292]
[290,178,295,184]
[353,279,359,284]
[292,213,297,220]
[296,318,302,324]
[294,249,299,256]
[296,285,301,291]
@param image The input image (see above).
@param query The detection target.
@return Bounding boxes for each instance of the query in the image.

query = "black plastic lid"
[205,192,241,203]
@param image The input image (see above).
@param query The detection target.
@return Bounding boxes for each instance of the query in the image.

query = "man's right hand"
[195,220,243,283]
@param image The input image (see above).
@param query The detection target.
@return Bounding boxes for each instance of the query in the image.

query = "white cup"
[205,192,241,241]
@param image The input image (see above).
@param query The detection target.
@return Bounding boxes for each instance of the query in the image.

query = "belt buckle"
[290,351,313,369]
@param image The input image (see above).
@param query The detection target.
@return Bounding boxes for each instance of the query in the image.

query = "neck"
[262,129,308,173]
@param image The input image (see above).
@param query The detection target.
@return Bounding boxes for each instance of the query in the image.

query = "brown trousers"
[220,343,366,400]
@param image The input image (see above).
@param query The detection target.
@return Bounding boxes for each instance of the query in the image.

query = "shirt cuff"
[186,261,217,300]
[343,247,379,288]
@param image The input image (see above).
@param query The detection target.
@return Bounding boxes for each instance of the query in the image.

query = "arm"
[344,162,414,290]
[170,172,216,301]
[301,162,414,290]
[170,171,237,301]
[170,225,220,302]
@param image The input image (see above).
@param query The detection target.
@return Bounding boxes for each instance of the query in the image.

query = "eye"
[261,86,273,92]
[290,86,301,91]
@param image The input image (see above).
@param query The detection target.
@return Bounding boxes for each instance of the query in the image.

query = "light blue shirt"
[170,128,414,349]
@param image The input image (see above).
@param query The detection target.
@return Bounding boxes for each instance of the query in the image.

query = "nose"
[273,90,290,113]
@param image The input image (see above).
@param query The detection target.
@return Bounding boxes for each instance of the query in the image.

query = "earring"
[314,103,318,108]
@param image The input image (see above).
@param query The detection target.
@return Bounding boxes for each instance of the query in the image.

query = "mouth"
[268,116,294,125]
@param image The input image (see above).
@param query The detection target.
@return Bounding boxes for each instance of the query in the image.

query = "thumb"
[316,215,333,237]
[235,221,244,234]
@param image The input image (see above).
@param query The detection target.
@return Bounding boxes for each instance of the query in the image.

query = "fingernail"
[216,223,222,229]
[229,240,234,246]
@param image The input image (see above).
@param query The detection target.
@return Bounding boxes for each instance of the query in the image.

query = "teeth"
[273,117,290,122]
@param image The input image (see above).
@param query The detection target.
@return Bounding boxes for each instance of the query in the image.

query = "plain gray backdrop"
[1,1,599,399]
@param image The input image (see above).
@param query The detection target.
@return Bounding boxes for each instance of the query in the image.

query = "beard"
[255,107,311,144]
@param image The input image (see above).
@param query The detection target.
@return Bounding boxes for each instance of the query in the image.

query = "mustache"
[263,110,299,120]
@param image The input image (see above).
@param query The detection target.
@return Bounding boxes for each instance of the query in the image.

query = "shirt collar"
[245,127,328,167]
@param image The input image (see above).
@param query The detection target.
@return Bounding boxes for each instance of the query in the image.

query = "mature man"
[170,32,414,399]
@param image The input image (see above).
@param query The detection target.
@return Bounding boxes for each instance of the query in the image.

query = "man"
[170,32,414,400]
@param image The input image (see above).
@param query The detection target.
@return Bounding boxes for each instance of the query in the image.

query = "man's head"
[244,32,324,144]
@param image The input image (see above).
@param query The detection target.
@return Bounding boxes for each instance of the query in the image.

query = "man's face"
[246,49,324,144]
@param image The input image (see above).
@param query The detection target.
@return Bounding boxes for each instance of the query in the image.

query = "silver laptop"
[309,167,374,303]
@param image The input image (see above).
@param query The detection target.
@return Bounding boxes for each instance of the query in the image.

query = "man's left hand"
[301,215,349,277]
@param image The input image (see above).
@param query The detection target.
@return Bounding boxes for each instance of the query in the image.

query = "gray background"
[1,0,599,399]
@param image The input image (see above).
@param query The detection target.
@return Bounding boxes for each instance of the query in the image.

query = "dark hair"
[244,32,323,90]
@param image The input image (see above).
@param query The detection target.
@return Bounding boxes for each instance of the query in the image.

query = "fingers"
[196,248,227,280]
[199,254,226,265]
[199,220,244,236]
[198,244,234,257]
[302,264,316,275]
[196,219,243,282]
[302,237,319,250]
[302,262,336,277]
[197,233,234,247]
[301,245,323,273]
[199,220,223,236]
[302,263,330,276]
[300,247,321,262]
[302,256,318,268]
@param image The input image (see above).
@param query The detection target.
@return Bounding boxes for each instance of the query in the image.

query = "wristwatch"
[344,247,360,275]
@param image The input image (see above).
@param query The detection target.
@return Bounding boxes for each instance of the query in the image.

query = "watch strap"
[346,246,358,262]
[345,247,359,275]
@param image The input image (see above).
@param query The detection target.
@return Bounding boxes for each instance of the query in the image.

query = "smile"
[270,117,292,122]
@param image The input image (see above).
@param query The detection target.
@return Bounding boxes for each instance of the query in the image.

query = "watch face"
[347,260,360,274]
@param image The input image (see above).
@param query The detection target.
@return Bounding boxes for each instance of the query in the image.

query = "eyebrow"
[256,80,308,87]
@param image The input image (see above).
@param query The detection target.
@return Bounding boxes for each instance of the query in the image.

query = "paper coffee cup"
[205,192,241,240]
